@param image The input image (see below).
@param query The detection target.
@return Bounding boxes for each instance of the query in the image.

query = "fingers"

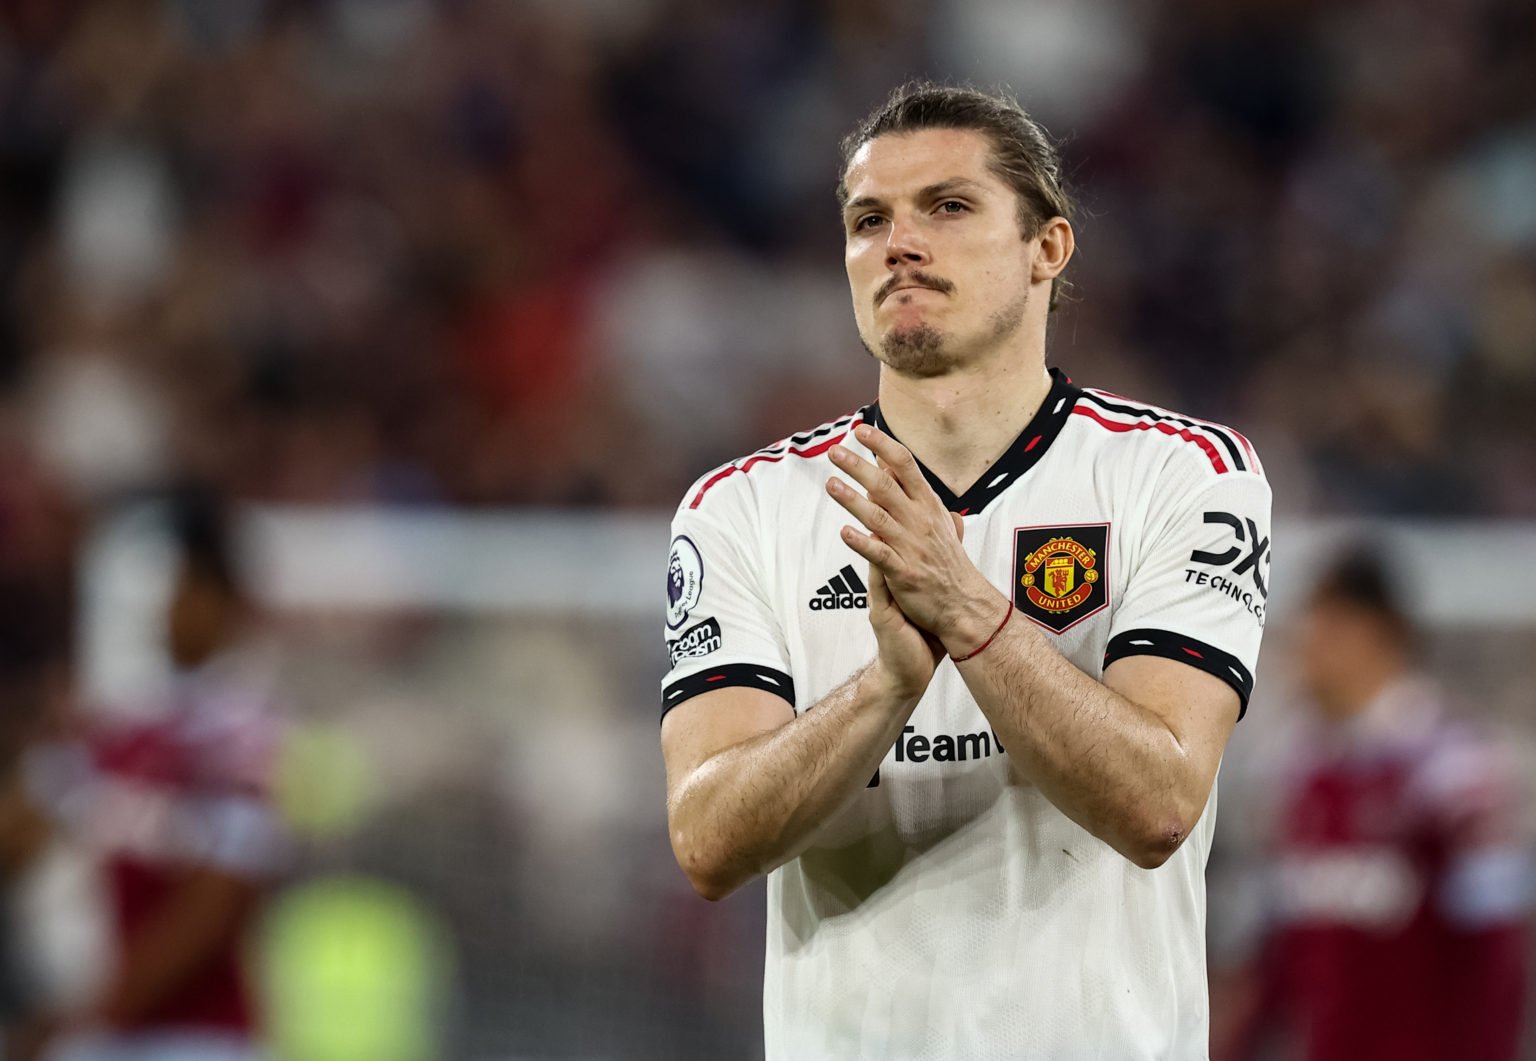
[853,424,931,500]
[826,430,965,605]
[827,443,908,512]
[826,476,899,541]
[838,523,899,570]
[868,563,944,666]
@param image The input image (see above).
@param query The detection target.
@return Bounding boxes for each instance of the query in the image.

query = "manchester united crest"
[1012,524,1111,632]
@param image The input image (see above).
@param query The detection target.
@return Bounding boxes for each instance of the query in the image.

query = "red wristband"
[950,602,1013,663]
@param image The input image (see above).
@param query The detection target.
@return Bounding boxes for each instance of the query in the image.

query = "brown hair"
[1310,548,1417,646]
[839,82,1074,310]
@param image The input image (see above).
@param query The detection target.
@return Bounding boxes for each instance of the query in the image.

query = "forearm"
[948,593,1200,867]
[824,422,1242,868]
[669,663,917,900]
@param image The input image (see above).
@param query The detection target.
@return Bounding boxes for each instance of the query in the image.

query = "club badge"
[1012,524,1110,633]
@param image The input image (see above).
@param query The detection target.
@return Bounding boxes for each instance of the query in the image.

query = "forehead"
[843,127,1003,202]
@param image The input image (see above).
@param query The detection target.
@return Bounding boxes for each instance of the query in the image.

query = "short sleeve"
[1105,470,1272,718]
[661,491,793,722]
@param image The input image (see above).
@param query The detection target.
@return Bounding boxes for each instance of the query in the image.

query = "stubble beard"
[870,322,949,378]
[865,288,1031,379]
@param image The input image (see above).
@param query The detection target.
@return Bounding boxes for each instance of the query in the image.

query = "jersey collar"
[862,367,1081,516]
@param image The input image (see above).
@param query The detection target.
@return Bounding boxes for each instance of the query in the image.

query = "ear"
[1030,217,1074,285]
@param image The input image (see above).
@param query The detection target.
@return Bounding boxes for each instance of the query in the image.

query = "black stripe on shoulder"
[1103,628,1254,719]
[689,412,863,506]
[1079,391,1247,472]
[785,413,857,448]
[731,414,856,468]
[743,442,789,463]
[661,664,796,723]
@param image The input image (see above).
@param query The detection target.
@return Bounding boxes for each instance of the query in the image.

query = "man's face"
[167,567,239,670]
[1298,596,1379,721]
[841,128,1037,377]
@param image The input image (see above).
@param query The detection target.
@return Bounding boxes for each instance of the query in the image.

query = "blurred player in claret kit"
[1219,552,1530,1061]
[658,82,1273,1059]
[26,493,289,1061]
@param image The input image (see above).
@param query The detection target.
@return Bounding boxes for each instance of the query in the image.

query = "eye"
[936,200,969,215]
[853,214,885,232]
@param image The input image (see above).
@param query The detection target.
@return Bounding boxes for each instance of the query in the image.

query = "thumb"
[951,511,965,542]
[868,562,892,608]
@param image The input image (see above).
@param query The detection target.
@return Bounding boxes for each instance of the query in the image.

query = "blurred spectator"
[0,0,1529,515]
[1216,550,1533,1061]
[14,490,288,1061]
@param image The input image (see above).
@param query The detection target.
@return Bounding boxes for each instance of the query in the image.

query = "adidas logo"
[809,565,869,610]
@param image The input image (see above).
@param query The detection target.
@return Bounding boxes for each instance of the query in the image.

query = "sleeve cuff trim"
[661,664,796,723]
[1104,628,1255,719]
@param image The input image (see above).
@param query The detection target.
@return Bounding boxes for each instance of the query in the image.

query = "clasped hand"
[826,424,998,661]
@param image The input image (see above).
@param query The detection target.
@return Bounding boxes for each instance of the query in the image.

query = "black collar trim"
[860,368,1081,515]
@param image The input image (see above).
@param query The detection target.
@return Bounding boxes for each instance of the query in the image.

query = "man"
[660,82,1273,1058]
[30,493,289,1061]
[1219,552,1529,1061]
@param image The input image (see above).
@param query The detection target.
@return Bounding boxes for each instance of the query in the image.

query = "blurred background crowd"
[0,0,1533,514]
[0,0,1531,1058]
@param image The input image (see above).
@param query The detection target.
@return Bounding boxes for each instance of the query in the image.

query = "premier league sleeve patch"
[666,535,705,631]
[1012,523,1111,633]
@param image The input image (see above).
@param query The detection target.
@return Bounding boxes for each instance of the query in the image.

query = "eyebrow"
[843,178,990,216]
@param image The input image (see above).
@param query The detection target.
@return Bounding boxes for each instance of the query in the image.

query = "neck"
[877,350,1053,497]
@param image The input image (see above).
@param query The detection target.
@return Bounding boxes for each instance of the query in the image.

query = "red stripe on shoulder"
[689,416,864,509]
[1071,405,1229,473]
[1091,388,1260,473]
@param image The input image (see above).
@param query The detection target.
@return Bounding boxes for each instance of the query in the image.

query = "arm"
[951,605,1238,868]
[827,424,1240,868]
[663,552,953,901]
[663,662,912,901]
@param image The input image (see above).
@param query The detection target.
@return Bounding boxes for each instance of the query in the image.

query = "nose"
[884,217,930,269]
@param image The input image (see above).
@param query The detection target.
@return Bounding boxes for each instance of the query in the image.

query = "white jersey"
[662,368,1272,1060]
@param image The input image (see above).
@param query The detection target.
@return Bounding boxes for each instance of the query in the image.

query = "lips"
[877,276,952,305]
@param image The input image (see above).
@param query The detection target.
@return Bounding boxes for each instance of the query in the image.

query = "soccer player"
[1218,552,1530,1061]
[30,494,288,1061]
[660,82,1273,1058]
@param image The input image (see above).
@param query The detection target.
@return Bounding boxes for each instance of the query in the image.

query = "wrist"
[862,658,926,709]
[939,584,1008,658]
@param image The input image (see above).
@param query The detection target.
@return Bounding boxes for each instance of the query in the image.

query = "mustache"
[876,271,955,306]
